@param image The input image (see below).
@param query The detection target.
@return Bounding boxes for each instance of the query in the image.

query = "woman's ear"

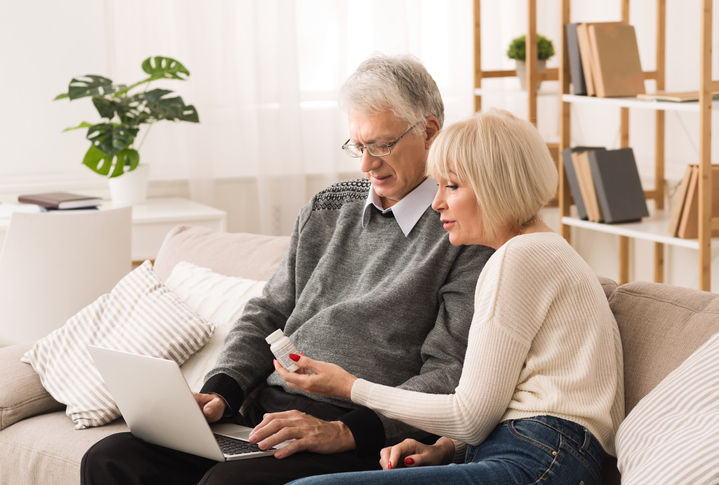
[424,116,441,149]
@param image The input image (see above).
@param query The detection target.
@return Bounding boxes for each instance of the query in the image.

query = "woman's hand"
[379,437,456,470]
[274,353,357,400]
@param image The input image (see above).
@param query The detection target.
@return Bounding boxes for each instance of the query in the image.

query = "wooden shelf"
[562,94,717,113]
[475,86,559,98]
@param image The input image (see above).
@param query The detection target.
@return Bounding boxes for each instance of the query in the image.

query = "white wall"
[0,1,111,190]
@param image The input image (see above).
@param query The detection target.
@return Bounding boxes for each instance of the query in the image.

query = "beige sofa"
[1,225,718,485]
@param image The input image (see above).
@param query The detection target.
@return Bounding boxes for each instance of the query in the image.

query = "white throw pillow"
[165,261,266,392]
[615,332,719,485]
[21,261,215,430]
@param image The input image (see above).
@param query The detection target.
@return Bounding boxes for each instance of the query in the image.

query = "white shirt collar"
[362,177,437,237]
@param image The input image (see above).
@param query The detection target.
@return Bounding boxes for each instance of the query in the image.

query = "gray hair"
[339,53,445,133]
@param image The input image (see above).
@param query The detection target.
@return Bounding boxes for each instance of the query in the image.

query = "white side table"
[0,197,227,262]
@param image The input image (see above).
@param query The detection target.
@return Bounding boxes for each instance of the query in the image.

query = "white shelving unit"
[562,210,719,251]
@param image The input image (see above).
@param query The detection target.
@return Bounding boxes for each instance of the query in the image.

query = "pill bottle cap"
[265,329,285,345]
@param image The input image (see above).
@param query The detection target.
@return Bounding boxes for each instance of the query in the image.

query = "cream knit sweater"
[352,232,624,456]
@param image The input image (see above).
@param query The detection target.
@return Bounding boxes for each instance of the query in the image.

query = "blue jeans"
[287,415,604,485]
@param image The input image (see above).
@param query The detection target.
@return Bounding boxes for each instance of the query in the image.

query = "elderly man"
[82,54,494,485]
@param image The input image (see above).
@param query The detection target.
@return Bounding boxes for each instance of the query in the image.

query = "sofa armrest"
[0,342,63,430]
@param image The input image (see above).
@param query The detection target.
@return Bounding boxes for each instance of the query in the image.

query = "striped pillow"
[165,261,266,391]
[615,332,719,485]
[21,261,215,430]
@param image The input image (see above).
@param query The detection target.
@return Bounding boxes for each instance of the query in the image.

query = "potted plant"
[55,56,199,205]
[506,34,555,90]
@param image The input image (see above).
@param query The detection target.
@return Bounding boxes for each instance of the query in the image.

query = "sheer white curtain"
[105,0,473,235]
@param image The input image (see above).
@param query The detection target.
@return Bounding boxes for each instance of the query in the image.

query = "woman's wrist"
[435,437,456,465]
[344,375,357,400]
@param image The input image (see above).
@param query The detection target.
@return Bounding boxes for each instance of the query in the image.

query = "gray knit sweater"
[201,179,493,454]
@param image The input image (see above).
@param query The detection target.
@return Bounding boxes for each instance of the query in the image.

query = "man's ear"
[424,116,441,149]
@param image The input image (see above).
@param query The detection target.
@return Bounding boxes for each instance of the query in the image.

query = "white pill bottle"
[266,329,300,372]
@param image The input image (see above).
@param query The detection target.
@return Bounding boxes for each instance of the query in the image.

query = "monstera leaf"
[82,144,114,176]
[143,88,198,122]
[92,96,119,120]
[55,75,115,101]
[83,144,139,178]
[142,56,190,81]
[86,123,139,158]
[114,56,191,97]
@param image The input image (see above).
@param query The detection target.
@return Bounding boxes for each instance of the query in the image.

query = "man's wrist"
[337,407,386,457]
[331,420,357,453]
[200,373,244,415]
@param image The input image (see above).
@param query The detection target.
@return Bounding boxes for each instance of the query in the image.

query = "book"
[667,165,695,237]
[562,147,587,219]
[677,165,719,239]
[571,149,605,222]
[574,22,621,97]
[588,23,646,98]
[562,146,605,220]
[18,192,102,210]
[565,23,587,95]
[637,91,719,103]
[587,148,649,223]
[575,23,596,96]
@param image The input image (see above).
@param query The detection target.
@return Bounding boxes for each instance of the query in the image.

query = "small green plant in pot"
[55,56,199,179]
[506,34,555,89]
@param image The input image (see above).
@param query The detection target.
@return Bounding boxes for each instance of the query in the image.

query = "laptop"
[87,345,290,461]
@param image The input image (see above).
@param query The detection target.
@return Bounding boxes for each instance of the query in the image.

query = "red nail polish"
[289,353,300,362]
[404,457,414,465]
[387,461,392,470]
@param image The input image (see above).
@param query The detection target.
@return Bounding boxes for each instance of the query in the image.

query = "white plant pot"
[515,59,546,90]
[108,164,150,207]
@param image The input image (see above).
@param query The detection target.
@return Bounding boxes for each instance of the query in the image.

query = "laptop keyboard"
[214,433,268,455]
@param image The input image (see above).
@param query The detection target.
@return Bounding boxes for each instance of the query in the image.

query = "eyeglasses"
[341,122,421,158]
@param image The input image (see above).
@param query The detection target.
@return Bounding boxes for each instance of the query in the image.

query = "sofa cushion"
[21,261,215,429]
[608,281,719,414]
[0,410,128,485]
[166,261,267,391]
[0,342,63,431]
[597,276,618,300]
[153,225,291,281]
[615,332,719,485]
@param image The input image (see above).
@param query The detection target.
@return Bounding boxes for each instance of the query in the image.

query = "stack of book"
[565,22,645,97]
[17,192,103,211]
[562,147,649,224]
[667,164,719,239]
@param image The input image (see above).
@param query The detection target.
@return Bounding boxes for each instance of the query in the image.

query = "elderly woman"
[263,109,624,485]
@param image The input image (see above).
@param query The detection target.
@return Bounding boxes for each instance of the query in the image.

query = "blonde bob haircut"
[427,109,558,241]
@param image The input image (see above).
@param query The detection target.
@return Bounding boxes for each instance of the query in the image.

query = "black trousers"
[81,387,378,485]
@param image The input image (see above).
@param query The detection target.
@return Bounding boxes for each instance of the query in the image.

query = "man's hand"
[379,437,455,470]
[193,392,226,423]
[274,354,357,399]
[248,410,356,459]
